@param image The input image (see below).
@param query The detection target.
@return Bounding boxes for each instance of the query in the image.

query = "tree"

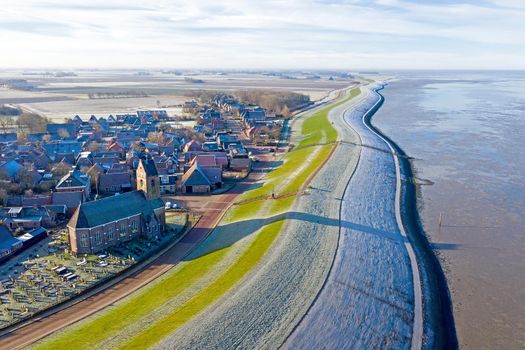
[0,188,8,206]
[147,131,168,146]
[0,116,14,133]
[16,112,49,133]
[52,163,72,177]
[58,128,70,139]
[14,167,35,189]
[281,105,291,118]
[17,131,28,143]
[87,142,101,152]
[86,166,102,193]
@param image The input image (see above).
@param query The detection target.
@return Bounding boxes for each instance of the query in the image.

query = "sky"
[1,0,524,70]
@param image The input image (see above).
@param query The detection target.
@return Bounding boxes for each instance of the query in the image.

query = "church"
[68,158,165,254]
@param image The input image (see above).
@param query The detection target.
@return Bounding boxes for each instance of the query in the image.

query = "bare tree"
[58,128,70,139]
[0,188,8,206]
[52,163,72,177]
[0,116,14,133]
[87,142,101,152]
[16,112,49,133]
[147,131,168,146]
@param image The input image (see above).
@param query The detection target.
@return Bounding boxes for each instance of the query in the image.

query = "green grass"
[298,87,359,148]
[119,220,285,350]
[32,87,361,350]
[32,248,229,350]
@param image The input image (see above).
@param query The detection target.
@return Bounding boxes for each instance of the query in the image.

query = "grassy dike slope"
[32,87,360,350]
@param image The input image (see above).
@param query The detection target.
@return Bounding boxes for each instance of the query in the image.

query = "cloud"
[0,0,523,69]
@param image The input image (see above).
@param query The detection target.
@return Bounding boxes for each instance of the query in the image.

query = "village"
[0,91,297,327]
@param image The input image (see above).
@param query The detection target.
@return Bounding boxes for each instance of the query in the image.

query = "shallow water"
[372,72,525,349]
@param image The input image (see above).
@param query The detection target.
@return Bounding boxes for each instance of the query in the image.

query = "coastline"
[365,86,458,349]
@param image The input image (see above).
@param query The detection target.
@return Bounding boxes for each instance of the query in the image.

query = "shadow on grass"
[175,210,415,262]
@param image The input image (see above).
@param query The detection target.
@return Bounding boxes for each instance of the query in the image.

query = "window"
[130,221,138,233]
[94,231,102,245]
[120,223,127,237]
[79,233,89,248]
[151,179,156,187]
[107,226,114,241]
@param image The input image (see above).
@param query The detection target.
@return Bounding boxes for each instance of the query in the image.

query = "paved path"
[285,86,423,349]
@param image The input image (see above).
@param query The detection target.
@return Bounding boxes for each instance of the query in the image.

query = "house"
[0,133,17,145]
[180,163,212,193]
[107,163,130,174]
[99,172,132,194]
[202,166,222,188]
[229,157,252,173]
[52,191,85,215]
[185,152,228,168]
[107,142,126,159]
[56,170,91,199]
[67,190,165,254]
[18,227,48,249]
[240,107,266,127]
[76,152,94,169]
[93,155,119,170]
[0,225,23,261]
[183,140,201,153]
[188,154,227,170]
[46,123,77,139]
[159,174,178,194]
[217,134,241,150]
[201,109,221,120]
[0,159,23,178]
[42,140,82,161]
[1,206,56,231]
[202,142,221,152]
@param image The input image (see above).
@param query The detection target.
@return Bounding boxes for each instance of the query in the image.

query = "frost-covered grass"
[119,221,285,350]
[32,87,361,350]
[31,247,229,350]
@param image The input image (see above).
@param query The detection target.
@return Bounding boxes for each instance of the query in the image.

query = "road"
[284,86,423,349]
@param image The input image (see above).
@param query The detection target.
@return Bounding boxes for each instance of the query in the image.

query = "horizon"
[1,0,524,70]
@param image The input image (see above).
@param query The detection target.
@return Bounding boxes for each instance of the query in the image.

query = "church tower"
[136,157,160,199]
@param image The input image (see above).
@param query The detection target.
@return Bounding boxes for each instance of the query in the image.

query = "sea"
[372,71,525,349]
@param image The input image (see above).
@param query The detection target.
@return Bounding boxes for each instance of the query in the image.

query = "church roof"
[68,190,163,229]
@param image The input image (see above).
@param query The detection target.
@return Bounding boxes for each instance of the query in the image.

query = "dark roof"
[52,191,84,209]
[46,123,77,136]
[99,172,131,189]
[56,171,89,188]
[0,133,17,143]
[181,163,211,187]
[0,225,22,252]
[68,190,163,229]
[139,158,158,176]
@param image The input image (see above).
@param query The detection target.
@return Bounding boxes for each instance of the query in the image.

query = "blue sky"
[1,0,524,69]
